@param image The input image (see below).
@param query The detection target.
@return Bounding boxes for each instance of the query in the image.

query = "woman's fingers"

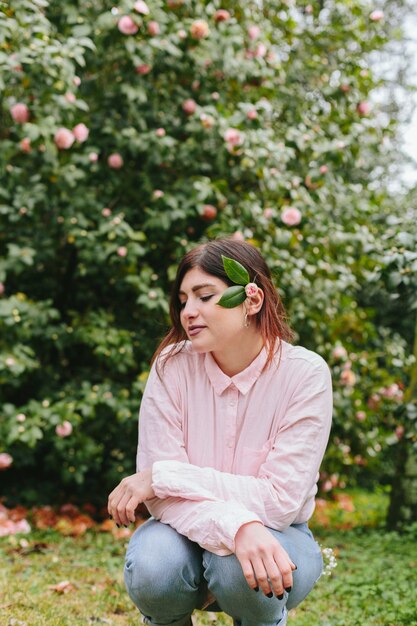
[251,555,272,596]
[262,556,284,597]
[239,556,258,591]
[272,545,294,592]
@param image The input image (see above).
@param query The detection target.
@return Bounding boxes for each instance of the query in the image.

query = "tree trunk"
[386,314,417,529]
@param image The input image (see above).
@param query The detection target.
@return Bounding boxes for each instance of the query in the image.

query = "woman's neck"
[211,332,264,377]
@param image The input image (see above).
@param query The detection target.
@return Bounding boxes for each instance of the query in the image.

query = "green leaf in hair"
[217,285,247,308]
[221,255,250,285]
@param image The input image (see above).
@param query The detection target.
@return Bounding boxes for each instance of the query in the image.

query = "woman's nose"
[182,299,198,318]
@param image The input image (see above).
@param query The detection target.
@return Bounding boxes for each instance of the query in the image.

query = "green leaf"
[221,255,250,285]
[217,285,246,308]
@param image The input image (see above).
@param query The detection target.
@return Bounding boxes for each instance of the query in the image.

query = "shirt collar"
[204,347,268,396]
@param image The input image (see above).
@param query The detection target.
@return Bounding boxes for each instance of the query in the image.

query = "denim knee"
[124,519,205,618]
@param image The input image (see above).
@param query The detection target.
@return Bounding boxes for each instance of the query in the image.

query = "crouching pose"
[108,238,333,626]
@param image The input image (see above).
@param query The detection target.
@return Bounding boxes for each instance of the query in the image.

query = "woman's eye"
[200,295,213,302]
[179,301,186,309]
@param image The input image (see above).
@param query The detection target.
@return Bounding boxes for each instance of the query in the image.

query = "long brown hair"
[152,238,294,368]
[152,238,294,365]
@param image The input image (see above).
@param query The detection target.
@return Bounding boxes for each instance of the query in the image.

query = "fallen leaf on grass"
[98,518,115,532]
[49,580,76,594]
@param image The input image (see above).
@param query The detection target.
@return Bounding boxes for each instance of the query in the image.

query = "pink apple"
[136,64,151,74]
[357,101,370,116]
[202,204,217,220]
[55,421,73,437]
[370,9,384,21]
[20,137,31,153]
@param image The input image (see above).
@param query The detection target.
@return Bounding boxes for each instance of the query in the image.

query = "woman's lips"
[188,326,206,337]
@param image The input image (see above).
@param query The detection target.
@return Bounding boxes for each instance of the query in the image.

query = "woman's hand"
[107,468,155,526]
[234,521,296,598]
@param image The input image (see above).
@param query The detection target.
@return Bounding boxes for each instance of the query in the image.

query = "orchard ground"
[1,490,416,626]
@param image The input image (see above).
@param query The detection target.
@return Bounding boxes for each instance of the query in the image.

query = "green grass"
[1,526,417,626]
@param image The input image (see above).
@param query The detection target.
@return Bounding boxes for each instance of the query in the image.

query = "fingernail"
[109,515,112,520]
[276,593,284,600]
[293,565,298,570]
[116,524,121,528]
[266,592,273,598]
[253,586,259,592]
[285,586,292,593]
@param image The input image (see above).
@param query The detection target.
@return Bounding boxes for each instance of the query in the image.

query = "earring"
[244,312,250,328]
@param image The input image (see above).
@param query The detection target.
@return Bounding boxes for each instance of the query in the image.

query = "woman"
[108,238,332,626]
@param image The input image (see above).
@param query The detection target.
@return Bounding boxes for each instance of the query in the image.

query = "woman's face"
[178,266,247,354]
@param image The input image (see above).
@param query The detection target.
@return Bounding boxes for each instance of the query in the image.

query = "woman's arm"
[149,358,332,530]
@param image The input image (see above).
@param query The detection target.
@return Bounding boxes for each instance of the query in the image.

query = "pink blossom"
[108,153,124,169]
[224,128,243,146]
[182,99,197,115]
[305,4,313,13]
[381,383,403,399]
[56,421,73,437]
[102,208,112,217]
[248,24,260,40]
[247,109,257,120]
[134,0,149,14]
[54,127,75,150]
[10,102,29,123]
[149,290,157,300]
[148,21,160,36]
[370,9,384,21]
[245,283,258,298]
[16,413,26,422]
[332,346,347,359]
[73,76,81,87]
[254,43,267,58]
[214,9,231,22]
[200,114,214,129]
[356,411,366,421]
[320,164,328,174]
[0,453,13,470]
[263,208,273,219]
[117,246,128,257]
[281,207,302,226]
[20,137,31,153]
[72,123,89,143]
[152,190,164,199]
[0,518,31,537]
[340,369,356,386]
[368,393,381,410]
[211,92,220,100]
[88,152,99,162]
[118,15,139,35]
[322,479,333,493]
[190,20,210,39]
[357,101,370,116]
[231,231,245,241]
[65,92,76,103]
[177,29,187,39]
[5,357,15,367]
[0,282,4,296]
[155,127,166,137]
[395,425,404,439]
[136,64,152,75]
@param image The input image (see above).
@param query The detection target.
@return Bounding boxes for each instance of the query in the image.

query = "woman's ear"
[245,288,264,317]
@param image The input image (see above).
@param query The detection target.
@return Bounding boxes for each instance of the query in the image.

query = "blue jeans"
[124,519,323,626]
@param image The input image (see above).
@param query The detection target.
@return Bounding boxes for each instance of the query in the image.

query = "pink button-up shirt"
[137,340,332,556]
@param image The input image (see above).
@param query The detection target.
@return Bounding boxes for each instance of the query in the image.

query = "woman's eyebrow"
[179,283,217,296]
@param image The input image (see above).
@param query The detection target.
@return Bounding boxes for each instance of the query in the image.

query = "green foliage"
[1,523,417,625]
[0,0,415,505]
